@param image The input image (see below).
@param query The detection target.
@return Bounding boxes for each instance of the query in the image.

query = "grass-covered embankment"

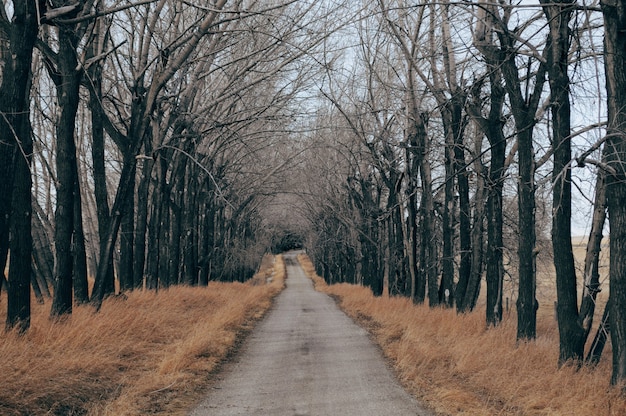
[0,254,285,415]
[298,253,625,416]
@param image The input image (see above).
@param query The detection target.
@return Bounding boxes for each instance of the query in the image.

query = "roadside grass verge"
[0,254,285,416]
[298,253,625,416]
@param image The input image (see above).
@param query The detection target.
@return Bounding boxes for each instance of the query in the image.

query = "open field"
[298,253,625,416]
[0,254,285,416]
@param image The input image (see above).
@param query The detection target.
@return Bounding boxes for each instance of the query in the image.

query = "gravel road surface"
[189,251,432,416]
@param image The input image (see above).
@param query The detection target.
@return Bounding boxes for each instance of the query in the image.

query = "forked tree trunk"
[473,4,507,327]
[498,29,546,340]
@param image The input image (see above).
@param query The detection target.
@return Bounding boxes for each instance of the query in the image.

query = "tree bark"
[600,0,626,387]
[50,25,82,318]
[579,167,607,344]
[2,0,39,332]
[497,29,547,340]
[133,144,153,290]
[472,3,507,326]
[72,174,89,304]
[118,152,136,292]
[541,0,584,364]
[86,16,115,299]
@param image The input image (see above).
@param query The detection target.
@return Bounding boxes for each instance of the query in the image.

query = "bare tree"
[600,0,626,388]
[0,0,39,332]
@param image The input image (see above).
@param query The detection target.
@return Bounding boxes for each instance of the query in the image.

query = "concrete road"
[190,251,432,416]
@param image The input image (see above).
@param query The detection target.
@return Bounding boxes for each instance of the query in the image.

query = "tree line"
[296,0,626,388]
[0,1,334,323]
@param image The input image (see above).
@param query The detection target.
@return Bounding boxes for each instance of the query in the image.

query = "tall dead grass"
[298,254,626,416]
[0,254,285,416]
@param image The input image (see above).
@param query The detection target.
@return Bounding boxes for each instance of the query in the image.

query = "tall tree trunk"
[463,134,486,312]
[91,151,140,309]
[2,0,38,332]
[515,125,538,340]
[421,157,439,307]
[498,31,547,340]
[406,164,419,302]
[601,0,626,387]
[441,124,456,307]
[542,0,584,364]
[146,153,167,290]
[472,4,507,327]
[50,25,82,318]
[86,19,115,299]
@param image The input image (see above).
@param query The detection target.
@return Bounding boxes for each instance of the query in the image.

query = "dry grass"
[298,254,626,416]
[0,254,285,416]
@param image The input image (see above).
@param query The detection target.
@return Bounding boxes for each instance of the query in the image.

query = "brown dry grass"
[298,253,626,416]
[0,253,285,416]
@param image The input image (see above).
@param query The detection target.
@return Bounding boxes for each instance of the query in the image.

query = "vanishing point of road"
[190,251,432,416]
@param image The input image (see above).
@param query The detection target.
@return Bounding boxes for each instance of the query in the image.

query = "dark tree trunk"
[421,159,439,307]
[198,198,215,286]
[498,30,546,340]
[541,0,584,364]
[441,128,456,307]
[72,175,89,304]
[182,163,199,286]
[463,144,486,312]
[133,152,153,290]
[579,167,607,344]
[3,0,38,333]
[32,210,54,296]
[7,140,33,332]
[146,153,168,290]
[471,31,508,326]
[87,27,115,299]
[91,152,140,309]
[50,25,82,318]
[406,171,420,302]
[586,305,610,366]
[169,185,183,286]
[515,126,538,340]
[118,155,136,292]
[601,0,626,387]
[455,162,472,306]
